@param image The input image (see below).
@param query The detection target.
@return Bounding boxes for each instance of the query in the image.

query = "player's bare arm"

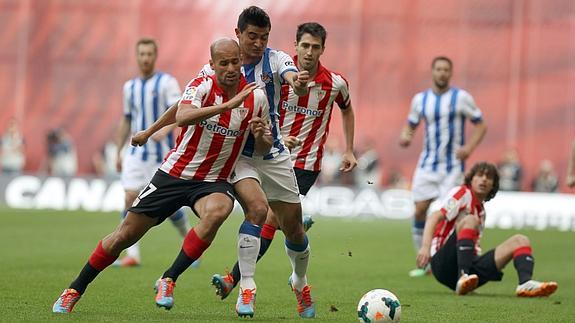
[399,124,417,148]
[456,120,487,160]
[249,116,273,154]
[284,70,310,97]
[567,139,575,188]
[340,103,357,172]
[131,102,178,146]
[114,116,131,171]
[176,83,258,126]
[416,210,443,268]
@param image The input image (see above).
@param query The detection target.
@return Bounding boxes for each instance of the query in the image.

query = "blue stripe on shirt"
[153,73,164,163]
[420,90,430,169]
[129,80,136,156]
[446,88,459,173]
[460,114,466,172]
[140,78,148,161]
[431,92,442,172]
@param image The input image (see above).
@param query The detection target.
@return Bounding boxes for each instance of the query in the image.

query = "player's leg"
[409,168,438,277]
[430,234,459,291]
[492,234,558,297]
[53,211,158,313]
[453,215,481,295]
[157,189,234,310]
[294,168,320,232]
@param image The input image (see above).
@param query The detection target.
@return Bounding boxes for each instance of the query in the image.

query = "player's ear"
[209,59,214,70]
[235,28,241,39]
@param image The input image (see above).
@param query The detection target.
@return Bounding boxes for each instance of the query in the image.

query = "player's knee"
[202,204,232,228]
[246,202,268,223]
[512,234,530,247]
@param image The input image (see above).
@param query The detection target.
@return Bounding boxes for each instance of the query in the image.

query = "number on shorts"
[132,183,157,207]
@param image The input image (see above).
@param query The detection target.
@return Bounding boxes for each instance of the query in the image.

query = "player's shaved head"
[210,38,240,60]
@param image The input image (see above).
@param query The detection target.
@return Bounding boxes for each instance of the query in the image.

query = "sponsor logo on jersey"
[182,87,197,102]
[199,120,244,137]
[281,101,323,117]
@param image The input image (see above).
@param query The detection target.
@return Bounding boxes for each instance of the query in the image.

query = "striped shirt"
[199,47,298,160]
[430,185,485,256]
[279,59,350,171]
[123,72,180,163]
[160,75,269,181]
[407,87,483,173]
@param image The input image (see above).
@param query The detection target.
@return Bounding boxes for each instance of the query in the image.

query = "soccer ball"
[357,289,401,323]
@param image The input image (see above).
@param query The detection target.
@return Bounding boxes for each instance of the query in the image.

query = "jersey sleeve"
[333,73,351,109]
[439,186,470,221]
[274,50,298,83]
[407,94,422,127]
[459,90,483,124]
[179,77,210,108]
[122,81,132,118]
[164,75,182,107]
[197,63,214,78]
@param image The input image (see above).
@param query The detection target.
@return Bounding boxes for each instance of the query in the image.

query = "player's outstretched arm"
[340,103,357,172]
[567,139,575,188]
[284,70,310,97]
[176,83,258,126]
[456,120,487,160]
[416,210,443,268]
[131,102,178,146]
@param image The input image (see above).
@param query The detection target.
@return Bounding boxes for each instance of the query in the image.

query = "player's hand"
[283,136,302,150]
[567,175,575,188]
[416,247,431,268]
[293,71,310,95]
[340,151,358,172]
[131,131,149,146]
[456,146,472,160]
[115,153,123,172]
[226,82,258,110]
[249,117,271,138]
[399,128,413,147]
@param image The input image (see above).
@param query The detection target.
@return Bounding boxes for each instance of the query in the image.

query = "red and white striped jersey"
[430,185,485,256]
[160,75,269,181]
[278,59,351,171]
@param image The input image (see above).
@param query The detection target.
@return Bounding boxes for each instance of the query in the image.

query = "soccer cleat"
[212,272,235,300]
[289,278,316,318]
[236,288,256,318]
[303,215,315,232]
[455,274,479,295]
[112,256,140,267]
[516,280,558,297]
[52,288,81,313]
[155,278,176,310]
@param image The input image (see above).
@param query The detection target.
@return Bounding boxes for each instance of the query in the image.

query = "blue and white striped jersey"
[407,87,483,173]
[122,72,181,163]
[199,48,298,159]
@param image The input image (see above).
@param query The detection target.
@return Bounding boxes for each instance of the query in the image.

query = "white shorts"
[411,168,463,202]
[231,150,300,203]
[121,153,161,191]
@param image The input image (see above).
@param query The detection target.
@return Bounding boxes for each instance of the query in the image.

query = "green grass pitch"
[1,208,573,322]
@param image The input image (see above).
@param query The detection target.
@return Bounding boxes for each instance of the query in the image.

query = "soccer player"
[114,38,190,267]
[399,56,488,277]
[416,161,558,296]
[52,38,272,314]
[211,21,357,302]
[566,138,575,188]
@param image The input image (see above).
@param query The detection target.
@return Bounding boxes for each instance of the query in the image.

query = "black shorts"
[294,168,320,196]
[430,233,504,290]
[128,170,235,223]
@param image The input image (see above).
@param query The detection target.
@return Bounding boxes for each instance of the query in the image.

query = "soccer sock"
[285,235,310,291]
[169,208,191,237]
[412,220,425,253]
[456,228,478,276]
[163,228,209,282]
[237,221,261,290]
[69,241,118,294]
[513,246,534,284]
[231,224,276,287]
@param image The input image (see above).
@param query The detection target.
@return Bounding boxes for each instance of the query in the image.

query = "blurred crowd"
[0,120,569,193]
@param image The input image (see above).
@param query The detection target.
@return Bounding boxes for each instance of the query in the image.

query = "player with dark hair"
[400,56,488,277]
[416,162,558,296]
[212,22,357,308]
[52,38,272,315]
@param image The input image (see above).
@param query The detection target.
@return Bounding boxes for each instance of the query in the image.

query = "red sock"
[88,241,118,271]
[261,224,277,240]
[182,229,210,259]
